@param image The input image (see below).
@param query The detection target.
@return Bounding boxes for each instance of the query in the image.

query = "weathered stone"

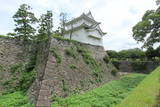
[36,100,50,107]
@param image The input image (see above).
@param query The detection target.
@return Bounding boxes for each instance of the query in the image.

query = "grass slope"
[0,91,33,107]
[52,73,146,107]
[116,66,160,107]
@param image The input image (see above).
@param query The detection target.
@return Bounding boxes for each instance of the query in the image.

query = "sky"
[0,0,158,51]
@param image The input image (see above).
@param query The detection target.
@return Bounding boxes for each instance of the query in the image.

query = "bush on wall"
[65,47,78,59]
[130,61,147,72]
[3,62,36,94]
[50,47,61,63]
[111,59,121,69]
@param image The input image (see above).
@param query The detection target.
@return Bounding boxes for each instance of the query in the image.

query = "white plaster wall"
[64,28,103,46]
[66,19,84,30]
[87,30,102,38]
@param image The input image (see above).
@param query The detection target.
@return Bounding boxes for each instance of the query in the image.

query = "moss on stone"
[65,47,78,59]
[50,47,61,63]
[76,46,102,78]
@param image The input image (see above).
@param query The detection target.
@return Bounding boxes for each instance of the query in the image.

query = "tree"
[132,6,160,48]
[145,47,156,60]
[13,4,37,41]
[155,46,160,58]
[106,50,119,59]
[118,48,145,60]
[37,11,53,41]
[59,12,67,36]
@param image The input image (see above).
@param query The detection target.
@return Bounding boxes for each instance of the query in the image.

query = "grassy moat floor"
[51,73,146,107]
[0,73,147,107]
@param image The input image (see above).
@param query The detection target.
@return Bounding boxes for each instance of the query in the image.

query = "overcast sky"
[0,0,158,51]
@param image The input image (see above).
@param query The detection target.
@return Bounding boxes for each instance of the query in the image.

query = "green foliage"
[111,69,118,76]
[3,61,36,94]
[51,73,146,107]
[111,59,121,69]
[13,4,37,41]
[103,55,110,63]
[155,46,160,58]
[69,64,77,69]
[118,48,145,60]
[145,47,157,60]
[107,48,146,60]
[155,90,160,107]
[77,46,102,75]
[0,35,13,39]
[0,65,4,71]
[106,50,119,59]
[111,59,160,73]
[0,91,33,107]
[61,80,69,92]
[0,35,7,38]
[52,34,77,43]
[65,47,78,59]
[37,11,53,41]
[50,47,61,63]
[132,7,160,48]
[130,61,147,72]
[107,63,118,76]
[116,67,160,107]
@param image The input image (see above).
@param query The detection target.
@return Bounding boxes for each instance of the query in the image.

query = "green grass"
[77,46,102,75]
[3,63,36,94]
[50,47,61,63]
[116,66,160,107]
[52,35,77,43]
[0,35,14,39]
[51,73,146,107]
[0,91,33,107]
[65,47,78,59]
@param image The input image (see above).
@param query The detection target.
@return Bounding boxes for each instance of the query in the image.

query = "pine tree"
[37,11,53,41]
[13,4,37,41]
[59,12,67,36]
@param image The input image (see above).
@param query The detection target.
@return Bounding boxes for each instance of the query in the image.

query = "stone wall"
[0,38,37,95]
[0,37,117,106]
[40,38,116,98]
[28,37,117,106]
[113,60,160,74]
[0,38,23,94]
[28,39,51,105]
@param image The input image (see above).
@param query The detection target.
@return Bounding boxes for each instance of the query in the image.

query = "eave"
[88,35,101,40]
[65,13,99,26]
[64,23,88,34]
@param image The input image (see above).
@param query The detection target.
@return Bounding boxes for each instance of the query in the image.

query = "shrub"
[50,47,61,63]
[0,65,4,71]
[111,60,121,69]
[65,47,77,59]
[77,46,102,74]
[0,91,33,107]
[103,55,110,63]
[0,35,12,39]
[69,64,77,69]
[106,50,119,59]
[130,61,147,72]
[52,35,77,43]
[3,62,36,94]
[111,69,118,76]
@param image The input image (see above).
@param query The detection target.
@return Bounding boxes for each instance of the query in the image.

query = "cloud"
[0,0,157,51]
